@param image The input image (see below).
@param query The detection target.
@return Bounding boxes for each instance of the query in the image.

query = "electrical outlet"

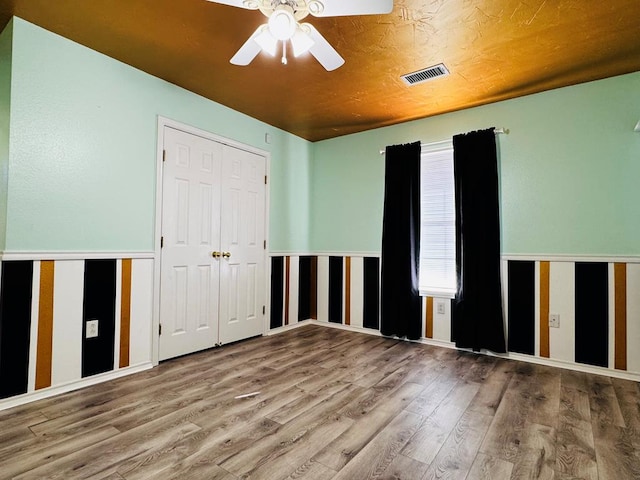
[86,319,99,338]
[549,314,560,328]
[436,301,446,315]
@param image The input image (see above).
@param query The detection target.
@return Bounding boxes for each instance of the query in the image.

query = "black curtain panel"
[381,141,422,339]
[452,128,506,353]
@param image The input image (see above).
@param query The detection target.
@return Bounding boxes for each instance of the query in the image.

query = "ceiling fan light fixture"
[291,27,314,57]
[268,6,297,40]
[255,27,278,56]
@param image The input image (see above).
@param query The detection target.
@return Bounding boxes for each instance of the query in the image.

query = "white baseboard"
[265,320,315,335]
[0,362,153,412]
[502,352,640,381]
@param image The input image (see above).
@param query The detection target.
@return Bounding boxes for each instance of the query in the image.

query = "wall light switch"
[436,301,446,315]
[86,319,99,338]
[549,314,560,328]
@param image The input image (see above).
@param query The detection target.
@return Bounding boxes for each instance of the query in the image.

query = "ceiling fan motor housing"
[268,5,298,40]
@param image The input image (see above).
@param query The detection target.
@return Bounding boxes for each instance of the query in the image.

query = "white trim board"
[268,252,640,263]
[502,254,640,263]
[0,251,155,261]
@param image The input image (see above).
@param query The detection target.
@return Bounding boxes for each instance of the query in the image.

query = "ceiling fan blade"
[205,0,258,9]
[303,24,344,71]
[230,27,263,66]
[311,0,393,17]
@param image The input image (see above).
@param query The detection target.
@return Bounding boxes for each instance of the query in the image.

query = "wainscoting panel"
[298,256,313,322]
[574,262,609,367]
[51,260,85,386]
[273,254,381,331]
[432,297,451,342]
[0,256,154,406]
[271,254,640,380]
[288,256,300,327]
[548,261,576,363]
[118,259,132,369]
[0,261,34,399]
[317,256,329,324]
[82,259,117,378]
[129,259,154,367]
[507,260,535,355]
[269,256,284,329]
[349,257,364,328]
[627,264,640,373]
[362,257,380,330]
[328,256,343,324]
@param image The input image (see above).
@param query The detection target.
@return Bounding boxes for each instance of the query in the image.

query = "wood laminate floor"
[1,325,639,479]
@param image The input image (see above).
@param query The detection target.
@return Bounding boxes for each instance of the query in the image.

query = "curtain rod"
[379,128,509,155]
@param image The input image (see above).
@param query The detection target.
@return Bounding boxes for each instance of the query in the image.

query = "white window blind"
[419,142,456,298]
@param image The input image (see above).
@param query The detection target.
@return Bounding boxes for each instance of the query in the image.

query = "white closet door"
[159,126,267,360]
[218,145,266,345]
[159,127,222,361]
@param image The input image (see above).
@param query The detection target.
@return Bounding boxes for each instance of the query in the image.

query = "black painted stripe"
[328,256,343,324]
[363,257,380,330]
[82,260,116,378]
[310,257,317,320]
[507,260,536,355]
[450,298,458,342]
[0,261,34,399]
[270,257,284,329]
[298,256,311,321]
[575,262,608,367]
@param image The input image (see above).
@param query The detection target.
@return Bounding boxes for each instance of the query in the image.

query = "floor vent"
[401,63,450,86]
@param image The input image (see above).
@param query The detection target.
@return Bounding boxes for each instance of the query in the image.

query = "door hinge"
[162,150,166,162]
[160,236,164,248]
[264,175,267,184]
[263,240,266,249]
[263,305,266,315]
[159,324,162,336]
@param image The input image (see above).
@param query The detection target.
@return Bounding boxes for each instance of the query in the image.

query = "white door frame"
[152,116,271,366]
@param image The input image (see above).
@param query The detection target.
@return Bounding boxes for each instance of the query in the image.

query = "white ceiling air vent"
[401,63,450,86]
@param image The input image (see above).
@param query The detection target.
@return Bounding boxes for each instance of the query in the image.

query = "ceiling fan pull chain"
[281,41,288,65]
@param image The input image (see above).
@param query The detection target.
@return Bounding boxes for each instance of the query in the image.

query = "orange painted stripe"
[539,261,550,358]
[345,257,351,326]
[35,261,55,390]
[425,296,433,338]
[310,257,318,320]
[614,263,627,370]
[119,259,132,368]
[284,256,290,326]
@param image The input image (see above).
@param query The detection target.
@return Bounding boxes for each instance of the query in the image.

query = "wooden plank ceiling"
[1,0,639,141]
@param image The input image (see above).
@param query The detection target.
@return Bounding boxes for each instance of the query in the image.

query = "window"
[419,141,456,298]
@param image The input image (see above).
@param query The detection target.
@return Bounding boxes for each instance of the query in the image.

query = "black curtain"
[380,141,422,339]
[452,128,506,353]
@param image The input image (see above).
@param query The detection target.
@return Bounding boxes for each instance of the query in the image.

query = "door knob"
[211,251,221,258]
[222,251,231,258]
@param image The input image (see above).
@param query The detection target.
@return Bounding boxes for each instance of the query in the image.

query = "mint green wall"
[0,20,12,252]
[5,18,311,252]
[311,72,640,256]
[5,18,639,256]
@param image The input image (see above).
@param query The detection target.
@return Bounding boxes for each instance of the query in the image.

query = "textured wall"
[5,18,312,253]
[0,19,12,252]
[311,72,640,256]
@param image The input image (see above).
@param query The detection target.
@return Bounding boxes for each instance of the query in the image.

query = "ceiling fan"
[206,0,394,71]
